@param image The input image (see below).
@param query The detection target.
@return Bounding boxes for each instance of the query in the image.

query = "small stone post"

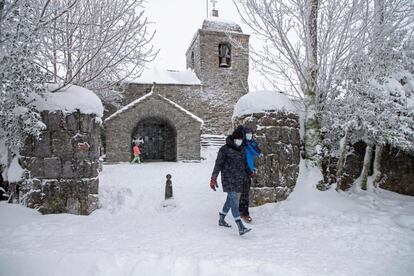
[165,174,173,200]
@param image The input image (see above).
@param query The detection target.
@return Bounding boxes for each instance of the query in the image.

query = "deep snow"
[1,148,414,276]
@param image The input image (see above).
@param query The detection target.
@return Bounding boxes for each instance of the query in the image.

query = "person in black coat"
[210,126,252,235]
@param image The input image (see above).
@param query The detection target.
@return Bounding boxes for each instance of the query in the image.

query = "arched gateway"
[132,117,177,161]
[104,90,203,162]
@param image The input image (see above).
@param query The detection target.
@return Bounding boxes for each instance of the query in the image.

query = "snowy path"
[1,150,414,276]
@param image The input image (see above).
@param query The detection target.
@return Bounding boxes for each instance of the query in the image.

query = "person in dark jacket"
[210,126,252,235]
[239,127,262,223]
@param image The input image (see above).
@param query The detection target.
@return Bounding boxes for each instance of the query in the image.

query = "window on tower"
[218,43,231,68]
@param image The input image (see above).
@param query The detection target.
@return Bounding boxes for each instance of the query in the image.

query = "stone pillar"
[233,111,301,206]
[19,110,101,215]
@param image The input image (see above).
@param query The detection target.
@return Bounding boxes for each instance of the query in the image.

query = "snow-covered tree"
[232,0,380,164]
[323,15,414,190]
[36,0,157,109]
[233,0,413,179]
[0,0,57,153]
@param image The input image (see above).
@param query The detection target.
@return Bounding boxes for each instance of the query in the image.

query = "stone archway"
[131,117,177,161]
[105,92,202,162]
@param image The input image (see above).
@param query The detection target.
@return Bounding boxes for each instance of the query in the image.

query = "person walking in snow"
[239,127,262,223]
[130,143,141,164]
[210,125,252,235]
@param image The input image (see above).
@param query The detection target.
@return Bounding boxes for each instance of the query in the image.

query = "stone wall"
[105,92,202,162]
[378,145,414,195]
[187,29,250,134]
[234,111,301,206]
[18,110,101,215]
[328,142,414,196]
[325,141,367,191]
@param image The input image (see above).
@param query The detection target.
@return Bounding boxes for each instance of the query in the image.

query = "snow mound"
[283,160,365,216]
[33,84,104,117]
[128,68,201,85]
[202,17,243,33]
[395,215,414,230]
[233,90,297,118]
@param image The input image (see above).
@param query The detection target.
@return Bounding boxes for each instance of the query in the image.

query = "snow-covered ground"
[1,148,414,276]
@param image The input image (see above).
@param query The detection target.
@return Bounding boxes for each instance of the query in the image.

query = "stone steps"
[201,134,226,149]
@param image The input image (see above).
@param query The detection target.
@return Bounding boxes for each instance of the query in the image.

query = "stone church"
[105,9,250,162]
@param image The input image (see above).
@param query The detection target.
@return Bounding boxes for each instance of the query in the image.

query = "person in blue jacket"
[239,127,262,223]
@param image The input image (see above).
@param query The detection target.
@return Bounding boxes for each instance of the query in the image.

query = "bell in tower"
[219,44,231,67]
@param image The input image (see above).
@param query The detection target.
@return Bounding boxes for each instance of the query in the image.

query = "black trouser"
[239,177,251,216]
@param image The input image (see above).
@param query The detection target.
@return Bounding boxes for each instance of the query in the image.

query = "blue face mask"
[245,133,253,140]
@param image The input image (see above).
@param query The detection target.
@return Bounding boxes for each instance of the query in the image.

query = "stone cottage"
[105,9,249,162]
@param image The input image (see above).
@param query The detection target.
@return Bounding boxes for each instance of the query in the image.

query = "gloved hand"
[210,176,218,191]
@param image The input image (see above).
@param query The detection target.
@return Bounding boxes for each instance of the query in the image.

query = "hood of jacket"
[226,135,242,151]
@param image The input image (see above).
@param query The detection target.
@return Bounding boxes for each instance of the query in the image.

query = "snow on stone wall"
[233,90,298,118]
[33,84,104,117]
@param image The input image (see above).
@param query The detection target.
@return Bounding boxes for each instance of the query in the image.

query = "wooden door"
[140,122,165,160]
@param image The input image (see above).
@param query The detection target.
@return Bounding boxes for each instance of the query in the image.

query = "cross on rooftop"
[210,0,218,10]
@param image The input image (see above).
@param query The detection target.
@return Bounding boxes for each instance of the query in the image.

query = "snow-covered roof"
[127,68,201,85]
[202,17,243,33]
[233,90,298,118]
[105,92,154,122]
[33,84,104,117]
[105,91,203,124]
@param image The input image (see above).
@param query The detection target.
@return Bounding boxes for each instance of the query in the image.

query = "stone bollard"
[165,174,173,200]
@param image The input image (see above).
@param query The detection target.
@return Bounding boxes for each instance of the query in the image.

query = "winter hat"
[232,125,244,140]
[244,127,253,134]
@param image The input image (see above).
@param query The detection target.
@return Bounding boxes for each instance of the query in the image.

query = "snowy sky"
[144,0,268,90]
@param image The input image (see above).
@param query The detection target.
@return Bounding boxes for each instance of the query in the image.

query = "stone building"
[105,9,249,162]
[105,88,203,162]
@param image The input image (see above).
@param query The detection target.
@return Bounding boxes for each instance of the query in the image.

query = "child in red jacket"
[131,144,141,164]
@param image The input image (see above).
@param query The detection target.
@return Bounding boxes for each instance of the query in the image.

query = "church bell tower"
[185,2,250,134]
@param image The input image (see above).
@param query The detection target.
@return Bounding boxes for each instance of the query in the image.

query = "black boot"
[219,213,231,227]
[236,219,251,235]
